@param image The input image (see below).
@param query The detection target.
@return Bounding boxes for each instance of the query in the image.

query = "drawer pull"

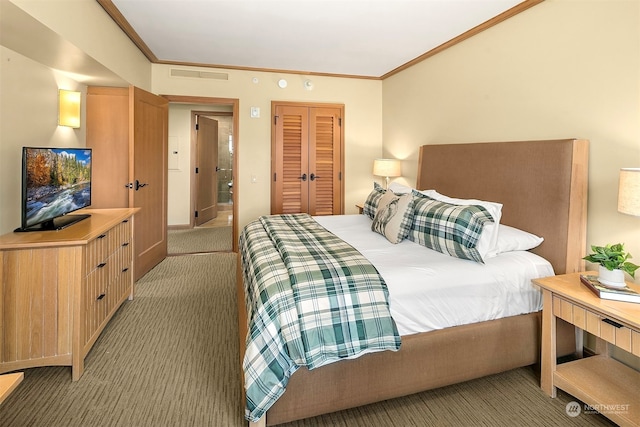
[97,234,107,239]
[96,293,106,300]
[122,219,129,223]
[602,318,623,328]
[97,262,107,268]
[122,267,129,273]
[122,242,130,247]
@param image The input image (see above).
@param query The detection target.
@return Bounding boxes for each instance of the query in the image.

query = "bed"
[236,138,589,426]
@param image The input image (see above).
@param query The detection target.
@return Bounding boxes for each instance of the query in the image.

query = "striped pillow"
[362,182,386,219]
[408,191,494,263]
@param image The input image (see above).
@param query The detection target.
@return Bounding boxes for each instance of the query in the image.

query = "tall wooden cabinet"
[0,208,138,381]
[87,86,168,281]
[271,102,344,215]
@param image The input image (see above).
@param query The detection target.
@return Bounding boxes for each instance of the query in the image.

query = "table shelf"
[555,355,640,426]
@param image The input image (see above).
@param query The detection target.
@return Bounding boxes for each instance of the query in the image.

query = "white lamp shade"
[373,159,401,178]
[618,168,640,216]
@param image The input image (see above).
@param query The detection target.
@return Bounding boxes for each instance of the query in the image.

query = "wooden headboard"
[416,139,589,274]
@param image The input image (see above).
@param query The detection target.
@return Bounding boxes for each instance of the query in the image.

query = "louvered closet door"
[271,103,343,215]
[272,105,310,214]
[309,108,342,215]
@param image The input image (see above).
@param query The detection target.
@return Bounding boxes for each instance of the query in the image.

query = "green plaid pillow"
[408,191,494,263]
[362,182,386,219]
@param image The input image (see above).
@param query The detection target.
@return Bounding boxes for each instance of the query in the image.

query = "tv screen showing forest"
[23,147,92,228]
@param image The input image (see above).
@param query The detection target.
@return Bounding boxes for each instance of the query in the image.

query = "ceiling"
[102,0,540,79]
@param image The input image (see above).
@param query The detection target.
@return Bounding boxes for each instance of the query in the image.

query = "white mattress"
[313,214,552,336]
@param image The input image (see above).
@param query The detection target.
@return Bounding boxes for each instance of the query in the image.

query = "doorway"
[164,95,239,254]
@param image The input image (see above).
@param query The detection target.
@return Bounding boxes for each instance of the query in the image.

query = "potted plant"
[583,243,639,287]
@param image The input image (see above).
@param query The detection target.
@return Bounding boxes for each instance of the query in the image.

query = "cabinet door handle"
[97,262,107,268]
[310,173,319,181]
[122,242,129,247]
[96,293,106,301]
[299,173,307,181]
[122,267,129,273]
[602,318,623,328]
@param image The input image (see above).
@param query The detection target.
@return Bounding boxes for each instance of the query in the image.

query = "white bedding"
[314,214,553,336]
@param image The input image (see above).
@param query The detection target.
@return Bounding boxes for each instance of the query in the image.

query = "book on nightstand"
[580,274,640,304]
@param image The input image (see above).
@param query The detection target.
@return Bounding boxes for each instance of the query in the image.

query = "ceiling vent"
[170,69,228,80]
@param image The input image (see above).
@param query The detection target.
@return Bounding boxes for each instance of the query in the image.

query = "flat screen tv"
[15,147,92,232]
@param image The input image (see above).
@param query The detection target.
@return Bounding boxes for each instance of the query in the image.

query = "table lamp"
[373,159,401,189]
[618,168,640,216]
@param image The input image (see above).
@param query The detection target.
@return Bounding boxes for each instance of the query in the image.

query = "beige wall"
[152,65,383,230]
[383,0,640,284]
[0,0,150,234]
[0,46,87,233]
[10,0,151,89]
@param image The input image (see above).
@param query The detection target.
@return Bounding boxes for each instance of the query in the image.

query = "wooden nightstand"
[0,372,23,405]
[533,272,640,426]
[356,204,364,214]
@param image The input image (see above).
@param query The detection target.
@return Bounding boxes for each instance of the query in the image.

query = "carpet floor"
[0,253,615,426]
[168,226,232,254]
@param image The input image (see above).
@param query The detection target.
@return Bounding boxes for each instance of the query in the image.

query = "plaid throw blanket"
[240,214,400,422]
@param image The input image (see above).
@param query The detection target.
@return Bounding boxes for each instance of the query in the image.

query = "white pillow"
[387,182,414,195]
[419,190,503,260]
[494,225,544,254]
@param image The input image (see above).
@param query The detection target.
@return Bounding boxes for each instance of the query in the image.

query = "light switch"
[250,107,260,118]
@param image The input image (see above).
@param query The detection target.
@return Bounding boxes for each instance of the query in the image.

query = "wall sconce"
[373,158,402,189]
[304,79,314,90]
[58,89,81,128]
[618,168,640,216]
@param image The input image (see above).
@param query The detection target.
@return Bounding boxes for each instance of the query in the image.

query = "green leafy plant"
[583,243,639,278]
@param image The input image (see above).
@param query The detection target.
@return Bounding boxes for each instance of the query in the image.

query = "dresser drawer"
[85,219,132,273]
[82,217,133,346]
[85,230,115,273]
[552,295,639,355]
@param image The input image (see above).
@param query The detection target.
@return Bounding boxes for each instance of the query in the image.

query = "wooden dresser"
[0,208,138,381]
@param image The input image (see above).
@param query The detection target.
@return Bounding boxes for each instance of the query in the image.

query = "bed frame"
[237,138,589,426]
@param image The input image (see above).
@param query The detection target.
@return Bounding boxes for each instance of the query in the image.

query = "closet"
[271,102,344,215]
[86,86,169,281]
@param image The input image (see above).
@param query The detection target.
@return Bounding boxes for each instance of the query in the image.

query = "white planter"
[598,265,626,288]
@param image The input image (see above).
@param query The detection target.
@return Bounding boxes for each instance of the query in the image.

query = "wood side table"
[533,272,640,426]
[0,372,23,404]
